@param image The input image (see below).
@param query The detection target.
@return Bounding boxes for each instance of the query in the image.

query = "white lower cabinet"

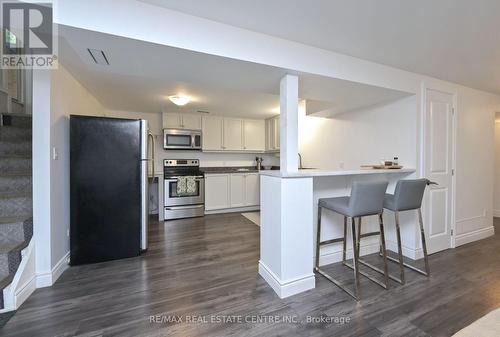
[204,174,230,210]
[230,174,246,207]
[245,173,260,206]
[205,173,260,211]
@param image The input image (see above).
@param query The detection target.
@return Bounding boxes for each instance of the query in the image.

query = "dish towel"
[177,176,197,196]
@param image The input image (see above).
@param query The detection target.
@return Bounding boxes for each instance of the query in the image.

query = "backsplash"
[152,136,279,172]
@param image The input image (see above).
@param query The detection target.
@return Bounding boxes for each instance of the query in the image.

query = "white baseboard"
[455,226,495,247]
[205,206,259,215]
[12,275,36,309]
[258,261,315,299]
[386,241,423,260]
[317,241,381,266]
[493,210,500,218]
[36,251,69,288]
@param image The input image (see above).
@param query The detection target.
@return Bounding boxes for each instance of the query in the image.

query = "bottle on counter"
[393,157,399,166]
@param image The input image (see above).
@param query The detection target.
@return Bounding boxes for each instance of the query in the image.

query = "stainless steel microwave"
[163,129,202,150]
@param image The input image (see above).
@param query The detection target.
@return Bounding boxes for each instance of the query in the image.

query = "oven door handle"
[165,176,204,180]
[165,205,204,210]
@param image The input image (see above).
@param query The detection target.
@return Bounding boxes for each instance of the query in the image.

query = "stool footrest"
[343,261,388,289]
[358,258,403,284]
[319,238,344,246]
[384,254,430,276]
[315,267,359,300]
[359,231,380,238]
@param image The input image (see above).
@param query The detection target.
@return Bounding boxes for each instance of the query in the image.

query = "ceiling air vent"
[87,48,110,65]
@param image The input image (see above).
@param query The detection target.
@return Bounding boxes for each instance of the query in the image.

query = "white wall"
[44,65,105,281]
[494,117,500,217]
[299,96,417,170]
[453,88,498,238]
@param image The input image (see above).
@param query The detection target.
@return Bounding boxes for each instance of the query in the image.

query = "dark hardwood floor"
[2,214,500,337]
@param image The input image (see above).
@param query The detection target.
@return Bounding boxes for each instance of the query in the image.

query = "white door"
[243,120,265,151]
[202,116,223,151]
[182,115,202,130]
[424,89,454,254]
[230,174,246,207]
[223,118,243,151]
[245,173,260,206]
[205,174,230,210]
[163,113,182,129]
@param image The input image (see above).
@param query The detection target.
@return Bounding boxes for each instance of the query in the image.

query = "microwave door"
[165,134,192,149]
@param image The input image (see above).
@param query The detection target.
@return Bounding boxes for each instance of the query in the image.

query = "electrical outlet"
[339,162,345,169]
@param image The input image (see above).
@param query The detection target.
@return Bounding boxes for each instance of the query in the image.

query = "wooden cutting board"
[361,164,403,169]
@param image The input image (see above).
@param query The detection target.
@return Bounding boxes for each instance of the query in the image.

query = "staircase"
[0,113,32,309]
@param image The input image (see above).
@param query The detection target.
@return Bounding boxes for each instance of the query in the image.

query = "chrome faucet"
[298,153,303,169]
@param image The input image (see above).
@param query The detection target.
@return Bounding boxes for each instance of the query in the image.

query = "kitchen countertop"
[259,168,416,178]
[201,166,260,174]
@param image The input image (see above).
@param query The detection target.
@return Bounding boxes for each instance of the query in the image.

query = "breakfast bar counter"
[258,166,417,299]
[259,168,416,178]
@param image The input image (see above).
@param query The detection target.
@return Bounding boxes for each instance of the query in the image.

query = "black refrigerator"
[70,115,150,265]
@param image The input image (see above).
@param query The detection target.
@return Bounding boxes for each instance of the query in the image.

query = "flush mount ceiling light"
[169,95,191,106]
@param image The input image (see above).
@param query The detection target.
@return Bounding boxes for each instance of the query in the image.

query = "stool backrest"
[349,180,389,217]
[393,178,428,211]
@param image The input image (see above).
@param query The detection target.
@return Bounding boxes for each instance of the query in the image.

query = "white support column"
[280,74,299,173]
[259,175,315,298]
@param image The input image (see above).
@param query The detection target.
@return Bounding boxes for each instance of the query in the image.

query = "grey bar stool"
[314,180,389,300]
[383,178,432,284]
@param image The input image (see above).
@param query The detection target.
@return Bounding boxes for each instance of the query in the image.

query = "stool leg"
[394,212,406,284]
[351,217,360,299]
[342,216,347,264]
[418,208,431,276]
[314,206,322,271]
[379,213,389,288]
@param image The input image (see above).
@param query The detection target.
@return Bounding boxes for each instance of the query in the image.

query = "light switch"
[52,146,59,160]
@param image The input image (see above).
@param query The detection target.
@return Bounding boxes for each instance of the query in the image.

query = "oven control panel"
[164,159,199,167]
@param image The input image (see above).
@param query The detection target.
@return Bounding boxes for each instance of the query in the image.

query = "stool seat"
[383,194,397,211]
[318,196,350,216]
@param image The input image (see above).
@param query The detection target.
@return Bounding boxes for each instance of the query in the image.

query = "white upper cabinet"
[182,114,202,130]
[202,116,224,151]
[163,113,182,129]
[266,116,280,151]
[223,118,243,151]
[243,119,265,151]
[201,116,265,152]
[162,113,201,130]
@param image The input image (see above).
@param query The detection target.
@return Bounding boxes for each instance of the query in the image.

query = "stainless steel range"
[164,159,205,220]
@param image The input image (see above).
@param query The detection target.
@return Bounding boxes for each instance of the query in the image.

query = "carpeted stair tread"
[0,274,14,291]
[0,114,32,310]
[0,241,25,254]
[0,192,32,199]
[0,216,32,225]
[0,154,31,159]
[0,171,31,177]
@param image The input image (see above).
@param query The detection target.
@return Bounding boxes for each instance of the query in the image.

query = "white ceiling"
[139,0,500,95]
[58,25,411,118]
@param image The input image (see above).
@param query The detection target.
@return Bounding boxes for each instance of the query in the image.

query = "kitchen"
[60,25,444,300]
